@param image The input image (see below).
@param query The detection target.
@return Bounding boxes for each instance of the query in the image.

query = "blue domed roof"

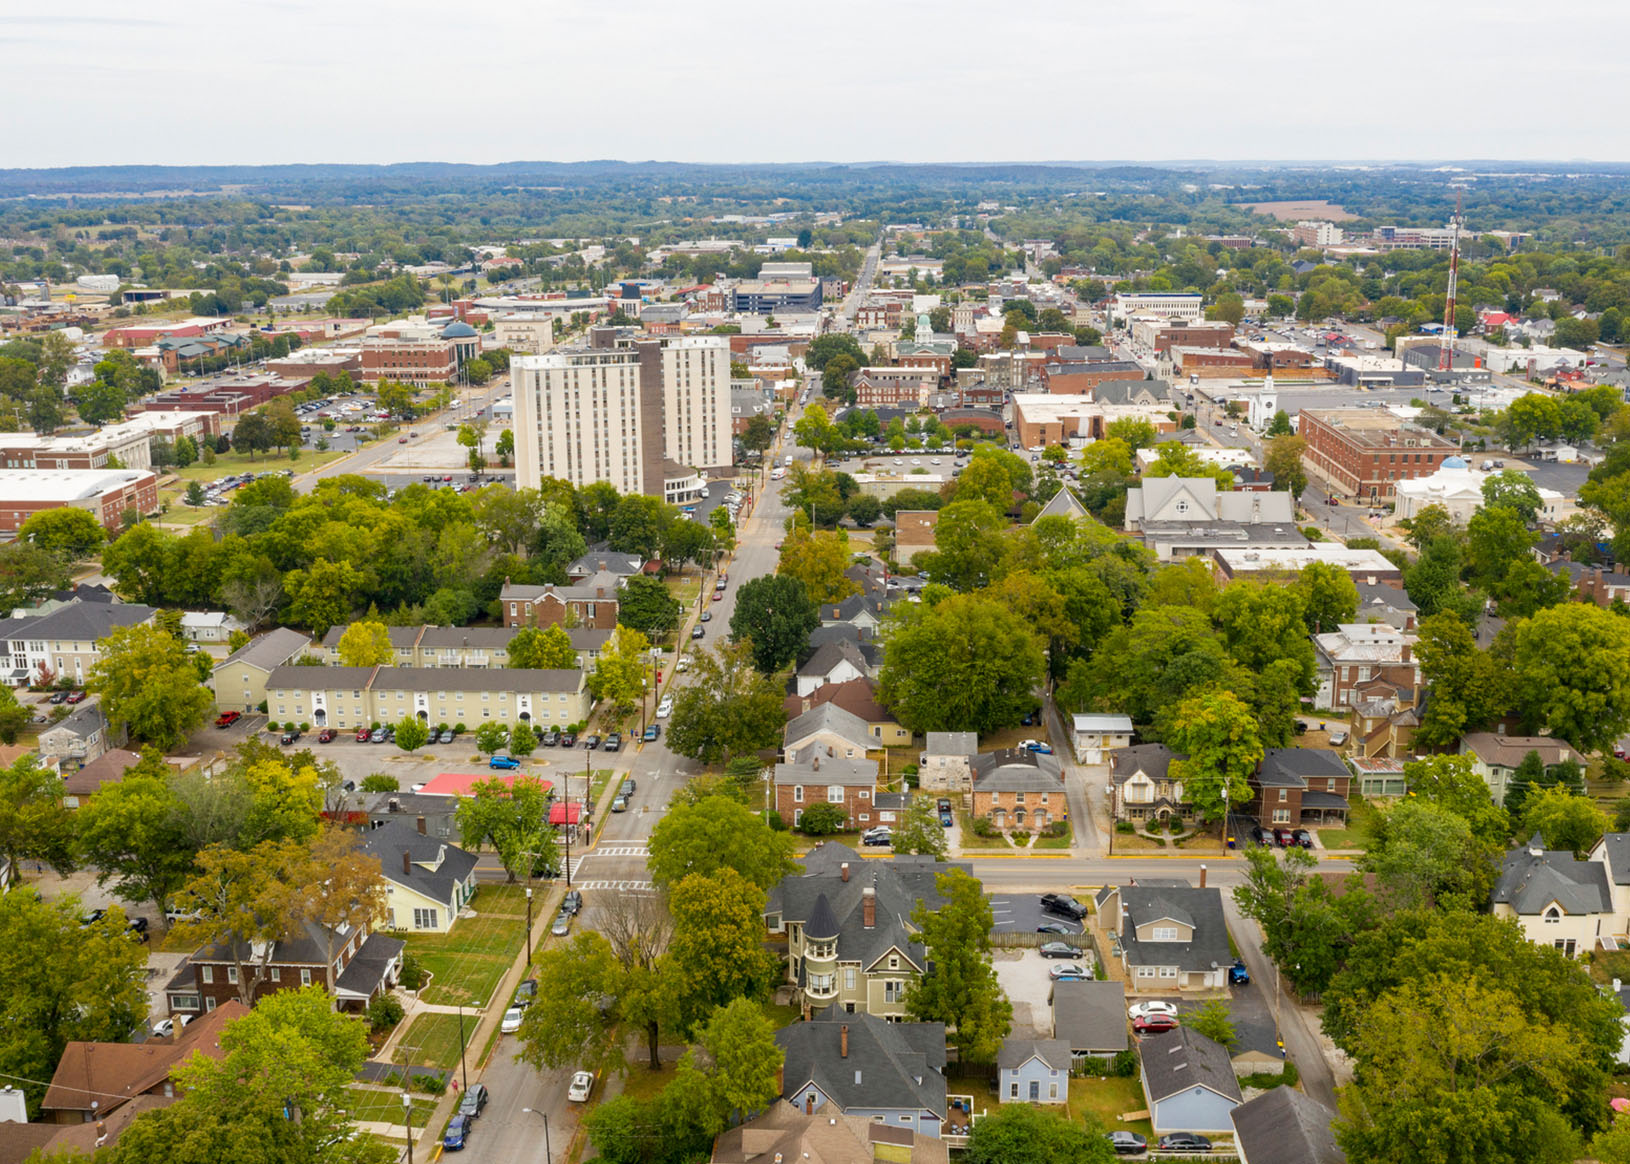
[1442,455,1469,469]
[441,320,478,338]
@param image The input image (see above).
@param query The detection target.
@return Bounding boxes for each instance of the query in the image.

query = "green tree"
[72,750,195,927]
[954,456,1018,510]
[17,506,106,562]
[515,932,621,1074]
[665,641,787,763]
[474,720,509,756]
[0,541,71,613]
[741,413,775,453]
[360,773,398,793]
[589,625,651,715]
[891,794,949,857]
[1266,410,1294,437]
[231,411,277,460]
[1401,753,1509,844]
[1233,844,1373,996]
[729,574,820,673]
[1482,469,1544,524]
[172,840,308,1007]
[1185,999,1237,1048]
[1360,799,1498,911]
[393,716,429,752]
[877,593,1046,736]
[608,494,673,559]
[508,721,537,757]
[667,868,780,1032]
[0,891,149,1115]
[0,686,28,746]
[1466,504,1537,591]
[905,867,1012,1062]
[777,527,858,604]
[1264,433,1308,496]
[0,754,75,884]
[1059,604,1234,725]
[1513,603,1630,751]
[1521,785,1609,857]
[616,574,683,639]
[1413,613,1509,748]
[508,624,578,670]
[76,378,127,426]
[1207,292,1246,326]
[334,620,393,668]
[282,559,363,637]
[916,499,1007,589]
[1165,688,1262,824]
[648,794,796,891]
[964,1103,1116,1164]
[1404,535,1482,624]
[666,997,785,1138]
[1291,560,1358,634]
[804,333,865,371]
[1212,580,1315,693]
[88,623,214,750]
[454,774,556,889]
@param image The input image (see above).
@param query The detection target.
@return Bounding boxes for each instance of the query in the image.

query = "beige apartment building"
[263,665,591,730]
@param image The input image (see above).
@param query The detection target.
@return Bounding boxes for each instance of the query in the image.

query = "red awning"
[549,803,582,825]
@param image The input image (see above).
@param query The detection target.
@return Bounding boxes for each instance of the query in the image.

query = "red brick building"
[0,469,158,533]
[1038,361,1144,395]
[1141,321,1234,354]
[1169,347,1254,374]
[499,579,620,629]
[1298,409,1460,500]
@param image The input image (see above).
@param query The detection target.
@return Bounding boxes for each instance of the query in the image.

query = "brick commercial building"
[0,469,157,533]
[1169,347,1256,376]
[1010,395,1177,449]
[0,411,218,472]
[1132,319,1234,353]
[139,372,312,418]
[1037,360,1144,395]
[264,348,362,379]
[853,371,934,409]
[1298,409,1460,501]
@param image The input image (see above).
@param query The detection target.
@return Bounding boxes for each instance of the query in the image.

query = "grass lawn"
[1067,1075,1152,1140]
[405,892,524,1007]
[665,574,702,611]
[346,1088,439,1126]
[1108,831,1167,851]
[761,999,801,1029]
[160,446,351,485]
[958,812,1011,849]
[392,1013,473,1072]
[620,1059,677,1102]
[1318,827,1367,849]
[796,831,861,854]
[1034,821,1073,849]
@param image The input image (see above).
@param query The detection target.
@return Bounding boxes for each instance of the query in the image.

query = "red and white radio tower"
[1438,187,1465,373]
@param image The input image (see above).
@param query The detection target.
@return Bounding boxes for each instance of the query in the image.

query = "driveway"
[991,948,1084,1037]
[989,893,1084,937]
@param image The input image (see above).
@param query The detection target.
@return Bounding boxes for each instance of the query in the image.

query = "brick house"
[775,752,880,831]
[500,575,621,629]
[1313,623,1421,711]
[971,748,1065,829]
[1297,409,1459,501]
[165,921,404,1020]
[1248,748,1352,828]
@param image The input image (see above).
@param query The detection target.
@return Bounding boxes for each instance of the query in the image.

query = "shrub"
[454,722,467,733]
[1116,820,1135,834]
[299,722,310,733]
[796,802,847,836]
[1109,1047,1139,1077]
[767,811,788,831]
[970,816,996,838]
[1043,820,1069,838]
[399,951,428,991]
[411,1072,447,1095]
[257,700,268,713]
[368,993,404,1033]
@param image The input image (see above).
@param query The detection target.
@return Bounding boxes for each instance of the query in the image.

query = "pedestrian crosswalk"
[571,879,656,892]
[590,842,648,858]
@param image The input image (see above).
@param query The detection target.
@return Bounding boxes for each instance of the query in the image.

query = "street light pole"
[524,888,533,969]
[522,1107,553,1164]
[402,1092,414,1164]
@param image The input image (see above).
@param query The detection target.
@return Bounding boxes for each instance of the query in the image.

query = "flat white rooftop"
[0,468,152,502]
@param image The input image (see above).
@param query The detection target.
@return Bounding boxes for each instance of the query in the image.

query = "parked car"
[48,690,70,704]
[1107,1130,1148,1155]
[1228,959,1251,985]
[215,711,241,728]
[1273,827,1295,847]
[489,755,522,770]
[1133,1013,1180,1034]
[691,625,706,639]
[559,732,577,747]
[1036,922,1075,936]
[567,1070,594,1103]
[611,794,629,813]
[317,729,336,743]
[151,1018,177,1038]
[369,727,389,743]
[540,728,560,746]
[1018,738,1053,755]
[583,734,602,750]
[437,729,456,744]
[1291,828,1314,849]
[1048,963,1087,981]
[603,732,622,753]
[657,696,674,719]
[500,1007,524,1034]
[642,724,659,742]
[126,917,150,942]
[514,979,538,1006]
[355,727,373,742]
[862,827,892,847]
[1155,1133,1212,1152]
[620,778,637,797]
[937,797,953,826]
[1039,942,1083,959]
[1249,825,1270,846]
[280,730,302,746]
[1128,1002,1179,1021]
[711,591,723,603]
[551,910,571,937]
[561,889,583,915]
[443,1114,472,1150]
[699,611,712,622]
[457,1082,489,1119]
[1040,893,1087,920]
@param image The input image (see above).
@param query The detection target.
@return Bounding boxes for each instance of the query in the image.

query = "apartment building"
[263,665,591,731]
[1110,292,1204,322]
[0,469,158,533]
[1298,409,1460,501]
[511,336,731,498]
[0,598,156,686]
[320,622,610,668]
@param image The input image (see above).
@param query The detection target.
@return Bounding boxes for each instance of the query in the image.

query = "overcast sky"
[3,0,1625,169]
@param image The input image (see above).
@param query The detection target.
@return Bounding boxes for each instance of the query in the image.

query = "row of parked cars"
[1247,824,1315,849]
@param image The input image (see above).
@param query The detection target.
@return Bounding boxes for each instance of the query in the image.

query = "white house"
[359,821,480,935]
[181,611,247,643]
[1072,714,1133,764]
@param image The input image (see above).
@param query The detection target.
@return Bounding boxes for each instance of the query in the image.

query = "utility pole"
[402,1092,414,1164]
[457,1004,468,1093]
[524,887,533,969]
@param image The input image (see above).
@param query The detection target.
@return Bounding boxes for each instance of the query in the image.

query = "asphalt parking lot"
[990,892,1085,937]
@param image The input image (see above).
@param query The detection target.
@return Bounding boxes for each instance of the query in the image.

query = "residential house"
[365,790,461,840]
[1031,485,1088,523]
[970,748,1065,830]
[1,1095,174,1161]
[166,920,404,1019]
[38,702,123,768]
[210,627,312,713]
[39,1001,246,1125]
[918,731,977,793]
[263,665,591,732]
[1461,732,1586,805]
[1312,623,1421,712]
[997,1039,1070,1105]
[711,1105,949,1164]
[500,575,621,629]
[785,703,876,764]
[1231,1085,1345,1164]
[1109,744,1191,824]
[1491,832,1616,958]
[796,638,872,698]
[1095,883,1232,993]
[1353,582,1417,630]
[1549,561,1630,608]
[1138,1027,1243,1135]
[1122,477,1299,563]
[61,747,141,808]
[818,593,891,637]
[1050,978,1128,1065]
[783,676,912,747]
[563,548,648,583]
[361,820,479,934]
[179,611,246,643]
[774,751,879,831]
[1072,713,1133,764]
[775,1008,948,1138]
[895,511,940,559]
[766,846,969,1019]
[3,599,157,687]
[1248,748,1351,829]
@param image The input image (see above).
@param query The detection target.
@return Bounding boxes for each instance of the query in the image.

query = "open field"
[1234,199,1356,221]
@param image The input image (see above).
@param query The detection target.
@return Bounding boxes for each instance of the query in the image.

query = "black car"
[1107,1130,1147,1155]
[127,917,150,942]
[1291,828,1314,849]
[514,979,538,1006]
[1039,941,1083,959]
[437,729,456,744]
[280,730,302,745]
[1249,825,1270,846]
[456,1082,489,1119]
[561,889,583,915]
[79,909,106,928]
[48,690,70,704]
[602,732,621,753]
[690,625,706,640]
[1036,921,1075,936]
[559,732,578,748]
[584,734,601,750]
[1040,893,1087,920]
[1156,1133,1212,1152]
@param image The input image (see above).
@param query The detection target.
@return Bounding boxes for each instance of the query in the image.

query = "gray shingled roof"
[785,702,874,759]
[27,600,155,643]
[777,1008,946,1118]
[925,731,977,758]
[774,754,877,788]
[971,748,1064,793]
[1140,1027,1242,1105]
[1115,886,1232,975]
[799,638,871,679]
[1257,748,1349,789]
[361,820,479,904]
[1051,979,1128,1053]
[767,855,971,975]
[1596,834,1630,885]
[1492,839,1612,916]
[1111,743,1179,787]
[219,627,313,672]
[1230,1087,1345,1164]
[998,1037,1071,1072]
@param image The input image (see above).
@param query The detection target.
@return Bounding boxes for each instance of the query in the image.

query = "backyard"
[403,885,529,1007]
[1067,1075,1152,1142]
[1319,796,1381,851]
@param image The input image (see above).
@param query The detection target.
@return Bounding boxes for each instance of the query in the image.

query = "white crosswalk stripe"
[590,843,649,858]
[571,879,656,892]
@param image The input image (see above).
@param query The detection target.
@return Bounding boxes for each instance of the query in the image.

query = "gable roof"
[785,701,874,759]
[1492,843,1612,916]
[971,747,1064,792]
[777,1008,946,1118]
[799,638,871,679]
[43,1000,247,1115]
[1257,748,1350,789]
[787,676,896,726]
[1111,743,1180,786]
[360,820,479,903]
[1114,886,1232,973]
[925,731,977,758]
[1594,833,1630,885]
[1140,1027,1242,1105]
[221,626,312,672]
[710,1104,950,1164]
[1230,1087,1345,1164]
[774,753,877,788]
[25,599,156,643]
[62,748,142,797]
[43,701,109,741]
[998,1037,1071,1072]
[1031,485,1087,523]
[1462,732,1584,770]
[1051,978,1128,1053]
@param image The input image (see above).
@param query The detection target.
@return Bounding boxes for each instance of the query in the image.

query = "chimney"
[840,1024,849,1058]
[1199,864,1207,889]
[596,586,606,599]
[402,851,412,875]
[415,816,426,835]
[1400,643,1411,663]
[862,887,876,929]
[841,862,850,883]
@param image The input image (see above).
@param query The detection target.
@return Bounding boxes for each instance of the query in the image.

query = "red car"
[214,710,242,728]
[317,729,337,743]
[1133,1014,1180,1035]
[712,591,723,602]
[64,691,86,704]
[355,727,372,742]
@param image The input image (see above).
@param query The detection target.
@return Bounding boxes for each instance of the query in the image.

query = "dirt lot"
[992,947,1089,1036]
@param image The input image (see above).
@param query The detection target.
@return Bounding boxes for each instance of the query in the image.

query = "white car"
[501,1006,525,1034]
[1128,1001,1179,1022]
[151,1018,176,1038]
[567,1071,594,1103]
[656,697,674,719]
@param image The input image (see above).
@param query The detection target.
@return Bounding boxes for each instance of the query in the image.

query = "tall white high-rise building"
[511,335,731,500]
